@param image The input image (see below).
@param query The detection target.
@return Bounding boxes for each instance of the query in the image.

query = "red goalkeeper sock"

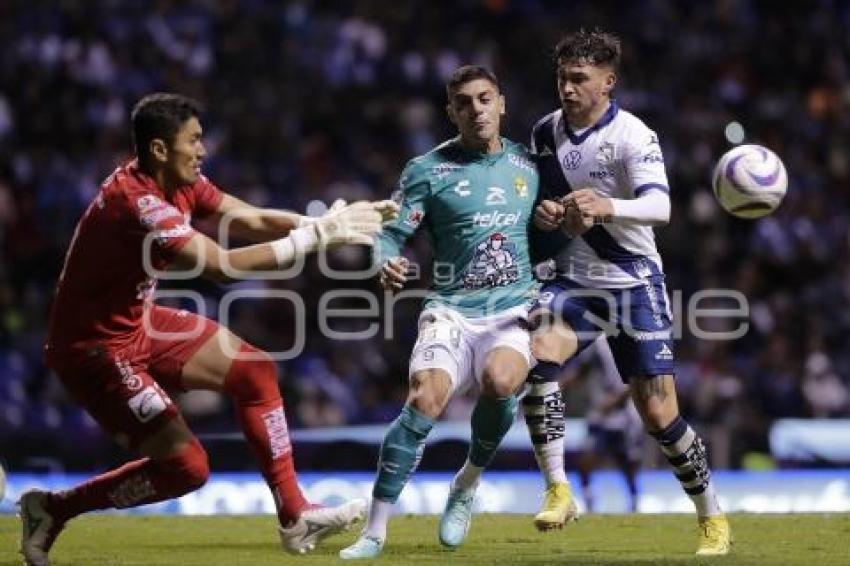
[48,437,209,522]
[225,343,308,525]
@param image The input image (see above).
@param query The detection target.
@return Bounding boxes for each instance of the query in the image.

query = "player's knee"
[480,366,521,398]
[407,394,441,418]
[636,401,677,433]
[164,438,210,493]
[532,327,576,364]
[631,375,678,433]
[224,344,279,403]
[408,370,450,418]
[182,442,211,490]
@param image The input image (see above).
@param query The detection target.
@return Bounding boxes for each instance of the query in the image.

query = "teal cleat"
[339,533,385,560]
[438,482,477,549]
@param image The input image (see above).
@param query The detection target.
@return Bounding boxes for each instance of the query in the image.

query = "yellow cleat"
[696,514,732,556]
[533,482,578,532]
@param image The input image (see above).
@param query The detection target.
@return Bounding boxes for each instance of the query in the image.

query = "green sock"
[373,405,435,502]
[469,395,518,467]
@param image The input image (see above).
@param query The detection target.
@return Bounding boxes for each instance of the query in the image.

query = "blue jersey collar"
[562,101,619,145]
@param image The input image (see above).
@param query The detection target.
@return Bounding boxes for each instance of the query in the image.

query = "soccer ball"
[712,144,787,218]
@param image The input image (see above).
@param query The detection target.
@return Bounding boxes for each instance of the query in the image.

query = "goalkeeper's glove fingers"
[373,199,400,221]
[314,201,383,247]
[329,198,347,212]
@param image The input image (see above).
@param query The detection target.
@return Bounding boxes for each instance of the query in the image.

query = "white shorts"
[409,305,533,394]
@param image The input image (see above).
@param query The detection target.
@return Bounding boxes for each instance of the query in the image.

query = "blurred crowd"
[1,0,849,471]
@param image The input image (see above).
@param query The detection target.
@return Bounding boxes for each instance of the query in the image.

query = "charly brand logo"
[454,179,471,197]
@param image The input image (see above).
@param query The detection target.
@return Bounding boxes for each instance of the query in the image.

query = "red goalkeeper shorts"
[47,306,219,449]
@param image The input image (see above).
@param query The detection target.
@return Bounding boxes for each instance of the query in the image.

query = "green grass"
[2,513,849,565]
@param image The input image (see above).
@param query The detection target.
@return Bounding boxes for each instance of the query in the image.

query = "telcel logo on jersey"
[472,209,521,227]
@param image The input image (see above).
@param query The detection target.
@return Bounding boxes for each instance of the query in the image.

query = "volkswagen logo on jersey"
[563,150,582,170]
[463,233,520,290]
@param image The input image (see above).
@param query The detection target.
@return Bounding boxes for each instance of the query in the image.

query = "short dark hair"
[446,65,500,99]
[131,93,202,160]
[554,29,621,71]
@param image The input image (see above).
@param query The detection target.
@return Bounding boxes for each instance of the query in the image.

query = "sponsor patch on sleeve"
[127,385,170,423]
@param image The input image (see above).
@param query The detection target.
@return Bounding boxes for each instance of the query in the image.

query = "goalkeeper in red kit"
[18,92,398,565]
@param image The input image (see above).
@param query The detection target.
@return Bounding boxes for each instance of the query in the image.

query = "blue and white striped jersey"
[531,102,669,288]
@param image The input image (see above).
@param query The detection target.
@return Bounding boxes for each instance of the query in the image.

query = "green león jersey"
[375,137,540,317]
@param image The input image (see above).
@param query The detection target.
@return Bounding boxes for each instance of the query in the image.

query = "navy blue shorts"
[530,276,675,382]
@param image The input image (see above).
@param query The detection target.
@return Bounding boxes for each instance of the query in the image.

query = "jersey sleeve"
[191,175,225,218]
[527,114,573,264]
[622,126,670,198]
[530,112,570,201]
[129,192,196,261]
[373,160,429,267]
[529,122,540,155]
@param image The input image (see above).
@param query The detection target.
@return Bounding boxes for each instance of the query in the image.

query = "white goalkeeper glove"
[311,200,385,247]
[297,198,397,227]
[271,199,399,266]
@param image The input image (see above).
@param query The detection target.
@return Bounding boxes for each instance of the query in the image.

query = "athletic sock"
[48,438,208,522]
[522,368,568,486]
[225,345,306,525]
[364,405,434,538]
[650,415,722,517]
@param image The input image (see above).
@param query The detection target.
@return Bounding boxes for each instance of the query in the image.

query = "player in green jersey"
[340,65,539,559]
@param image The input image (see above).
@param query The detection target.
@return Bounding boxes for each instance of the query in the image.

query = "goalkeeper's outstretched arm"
[171,200,398,282]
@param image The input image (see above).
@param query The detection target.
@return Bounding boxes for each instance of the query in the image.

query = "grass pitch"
[1,513,848,565]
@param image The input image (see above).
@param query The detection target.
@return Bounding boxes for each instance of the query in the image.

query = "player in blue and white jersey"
[521,30,731,555]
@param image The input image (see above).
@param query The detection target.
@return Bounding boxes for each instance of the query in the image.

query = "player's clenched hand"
[380,256,409,291]
[560,200,592,236]
[562,188,614,224]
[314,200,383,247]
[534,199,565,231]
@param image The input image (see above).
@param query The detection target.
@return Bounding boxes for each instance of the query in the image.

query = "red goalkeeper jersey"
[45,159,223,359]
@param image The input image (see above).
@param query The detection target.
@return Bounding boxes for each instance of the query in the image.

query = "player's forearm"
[225,226,318,271]
[228,210,306,243]
[609,190,670,226]
[186,227,318,282]
[220,243,277,277]
[372,232,406,269]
